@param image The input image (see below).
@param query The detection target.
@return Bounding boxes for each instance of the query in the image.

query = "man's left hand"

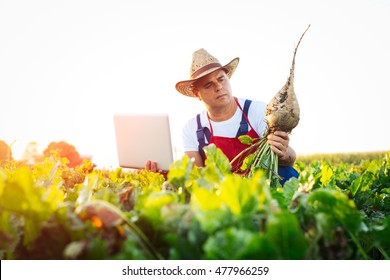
[267,131,289,156]
[267,131,295,165]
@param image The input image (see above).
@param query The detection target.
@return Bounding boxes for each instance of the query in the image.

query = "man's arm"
[278,146,296,166]
[184,151,205,167]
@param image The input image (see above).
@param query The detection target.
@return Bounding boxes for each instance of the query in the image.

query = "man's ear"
[193,88,201,100]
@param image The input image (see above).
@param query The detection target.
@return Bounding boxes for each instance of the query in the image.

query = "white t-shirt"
[182,97,267,152]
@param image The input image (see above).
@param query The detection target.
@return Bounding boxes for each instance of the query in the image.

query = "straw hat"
[175,48,239,97]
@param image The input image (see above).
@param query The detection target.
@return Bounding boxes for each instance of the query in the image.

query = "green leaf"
[167,155,195,188]
[191,186,231,233]
[136,191,179,228]
[204,227,270,259]
[238,135,254,145]
[350,176,363,197]
[203,144,231,175]
[240,153,255,171]
[366,160,380,174]
[307,189,362,233]
[0,166,60,244]
[191,185,222,210]
[94,188,120,207]
[372,216,390,248]
[282,178,299,206]
[320,163,334,186]
[264,210,308,259]
[220,175,258,217]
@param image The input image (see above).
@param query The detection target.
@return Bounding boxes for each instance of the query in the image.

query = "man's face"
[193,69,233,109]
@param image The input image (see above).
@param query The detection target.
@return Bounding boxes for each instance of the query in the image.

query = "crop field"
[0,146,389,260]
[297,151,390,165]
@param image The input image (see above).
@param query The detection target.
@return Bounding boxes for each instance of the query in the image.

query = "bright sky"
[1,0,389,168]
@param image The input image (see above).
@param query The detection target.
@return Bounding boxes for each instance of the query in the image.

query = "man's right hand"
[145,160,158,172]
[145,160,168,179]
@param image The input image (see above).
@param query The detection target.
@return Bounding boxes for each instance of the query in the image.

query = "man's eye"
[204,83,212,89]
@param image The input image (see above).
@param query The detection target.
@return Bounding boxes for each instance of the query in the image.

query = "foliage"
[0,145,389,260]
[43,141,83,168]
[297,151,390,165]
[0,140,13,162]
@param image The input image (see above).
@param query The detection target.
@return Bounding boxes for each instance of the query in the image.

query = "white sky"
[1,0,389,167]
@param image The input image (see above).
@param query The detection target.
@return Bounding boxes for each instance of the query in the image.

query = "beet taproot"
[231,25,310,184]
[265,24,310,134]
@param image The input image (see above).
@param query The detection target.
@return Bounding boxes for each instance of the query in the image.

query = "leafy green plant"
[0,146,389,260]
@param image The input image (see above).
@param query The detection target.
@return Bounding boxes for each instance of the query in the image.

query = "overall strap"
[196,114,211,161]
[236,99,252,137]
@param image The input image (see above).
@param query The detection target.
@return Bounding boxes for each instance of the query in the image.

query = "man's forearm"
[279,146,296,166]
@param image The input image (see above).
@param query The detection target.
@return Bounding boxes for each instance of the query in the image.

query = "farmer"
[147,48,298,184]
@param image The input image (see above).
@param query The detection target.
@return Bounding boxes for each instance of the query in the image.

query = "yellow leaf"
[320,164,333,185]
[191,187,222,211]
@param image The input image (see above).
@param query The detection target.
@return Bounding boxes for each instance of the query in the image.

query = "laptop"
[113,113,174,170]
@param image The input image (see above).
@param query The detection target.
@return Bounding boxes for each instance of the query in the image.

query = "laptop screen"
[113,113,174,170]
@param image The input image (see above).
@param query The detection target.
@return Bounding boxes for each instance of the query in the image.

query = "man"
[148,48,298,183]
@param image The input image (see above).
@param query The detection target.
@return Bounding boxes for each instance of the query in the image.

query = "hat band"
[190,62,222,79]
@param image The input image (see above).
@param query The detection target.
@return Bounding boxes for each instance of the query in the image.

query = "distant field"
[296,150,390,165]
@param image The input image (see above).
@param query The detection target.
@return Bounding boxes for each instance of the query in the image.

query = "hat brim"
[175,57,239,97]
